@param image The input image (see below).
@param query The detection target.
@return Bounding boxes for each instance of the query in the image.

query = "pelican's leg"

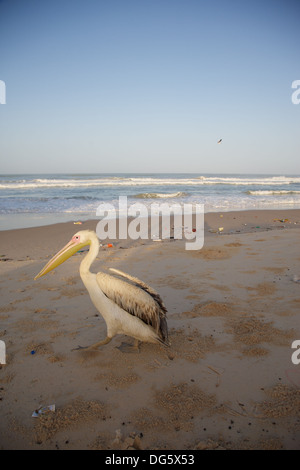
[86,336,112,350]
[72,336,112,351]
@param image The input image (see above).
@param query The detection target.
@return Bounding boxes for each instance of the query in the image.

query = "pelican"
[34,230,169,351]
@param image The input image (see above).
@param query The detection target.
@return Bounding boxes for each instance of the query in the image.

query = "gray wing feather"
[96,269,169,344]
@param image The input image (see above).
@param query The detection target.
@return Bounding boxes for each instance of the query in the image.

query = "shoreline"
[1,205,300,232]
[0,207,300,449]
[0,208,299,260]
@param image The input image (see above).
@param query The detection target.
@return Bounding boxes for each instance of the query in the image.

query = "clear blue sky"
[0,0,299,174]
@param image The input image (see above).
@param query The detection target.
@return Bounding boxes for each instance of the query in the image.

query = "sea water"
[0,173,300,230]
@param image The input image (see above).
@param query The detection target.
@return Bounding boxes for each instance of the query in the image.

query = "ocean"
[0,173,300,230]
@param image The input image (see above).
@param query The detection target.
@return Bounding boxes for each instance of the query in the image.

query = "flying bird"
[34,230,169,351]
[217,139,222,144]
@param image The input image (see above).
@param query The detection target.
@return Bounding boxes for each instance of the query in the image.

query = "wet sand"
[0,209,300,449]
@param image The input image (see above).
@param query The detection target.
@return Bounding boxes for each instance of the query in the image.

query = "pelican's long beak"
[34,238,89,280]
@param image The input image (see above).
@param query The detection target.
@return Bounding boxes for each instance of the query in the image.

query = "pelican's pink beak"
[34,235,90,280]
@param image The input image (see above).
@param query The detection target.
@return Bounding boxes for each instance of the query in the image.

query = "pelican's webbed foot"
[71,345,90,351]
[117,339,140,354]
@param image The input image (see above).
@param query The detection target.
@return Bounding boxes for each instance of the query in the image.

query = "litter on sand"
[32,404,55,417]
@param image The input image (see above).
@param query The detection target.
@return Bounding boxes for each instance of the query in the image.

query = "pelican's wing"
[96,269,169,344]
[109,268,167,312]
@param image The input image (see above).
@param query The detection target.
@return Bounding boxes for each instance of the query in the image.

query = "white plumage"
[35,230,169,351]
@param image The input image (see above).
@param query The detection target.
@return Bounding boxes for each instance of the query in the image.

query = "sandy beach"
[0,209,300,450]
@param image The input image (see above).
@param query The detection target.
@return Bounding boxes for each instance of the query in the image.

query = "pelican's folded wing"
[96,269,168,344]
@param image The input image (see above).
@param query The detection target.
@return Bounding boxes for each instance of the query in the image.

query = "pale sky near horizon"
[0,0,299,175]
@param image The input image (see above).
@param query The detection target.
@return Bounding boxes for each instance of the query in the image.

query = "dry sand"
[0,209,299,450]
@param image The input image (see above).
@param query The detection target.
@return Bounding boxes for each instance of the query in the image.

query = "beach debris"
[207,365,223,388]
[217,139,222,144]
[73,221,82,225]
[107,243,113,248]
[32,404,55,417]
[208,227,225,234]
[292,275,300,283]
[30,350,36,355]
[273,218,289,223]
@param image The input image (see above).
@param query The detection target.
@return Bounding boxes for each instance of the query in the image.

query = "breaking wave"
[247,190,300,196]
[133,191,188,199]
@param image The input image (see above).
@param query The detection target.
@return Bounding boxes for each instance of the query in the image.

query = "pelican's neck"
[79,233,100,277]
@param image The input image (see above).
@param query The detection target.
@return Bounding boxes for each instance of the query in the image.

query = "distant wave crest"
[196,176,300,185]
[133,191,188,199]
[1,175,300,190]
[247,190,300,196]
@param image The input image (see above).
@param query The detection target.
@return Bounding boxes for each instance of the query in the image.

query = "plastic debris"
[32,404,55,417]
[107,243,113,248]
[218,227,224,232]
[73,221,82,225]
[274,218,289,223]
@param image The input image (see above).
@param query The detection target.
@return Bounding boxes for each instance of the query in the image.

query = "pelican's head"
[34,230,97,280]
